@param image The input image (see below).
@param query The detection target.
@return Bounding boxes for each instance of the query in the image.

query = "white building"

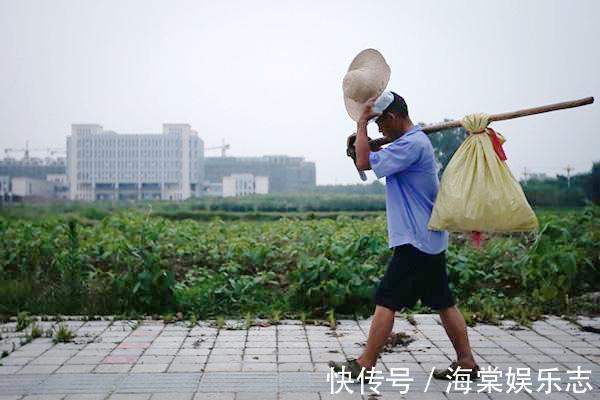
[11,177,55,199]
[67,124,204,201]
[222,174,269,197]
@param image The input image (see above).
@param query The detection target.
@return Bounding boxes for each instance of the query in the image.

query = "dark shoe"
[328,358,372,382]
[433,360,480,380]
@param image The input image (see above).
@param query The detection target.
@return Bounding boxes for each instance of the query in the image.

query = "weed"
[244,312,254,330]
[299,311,307,324]
[16,311,32,331]
[215,316,225,329]
[163,313,174,324]
[30,323,43,338]
[269,310,281,325]
[326,309,337,329]
[52,323,75,343]
[188,313,198,328]
[128,320,143,330]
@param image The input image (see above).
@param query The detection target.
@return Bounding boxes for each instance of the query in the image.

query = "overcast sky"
[1,0,598,184]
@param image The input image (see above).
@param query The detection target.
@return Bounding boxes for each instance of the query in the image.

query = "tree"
[426,123,467,176]
[591,162,600,204]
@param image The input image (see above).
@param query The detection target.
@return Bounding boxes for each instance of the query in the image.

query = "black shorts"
[374,243,455,311]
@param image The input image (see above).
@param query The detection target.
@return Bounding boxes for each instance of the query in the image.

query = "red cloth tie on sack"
[486,128,507,161]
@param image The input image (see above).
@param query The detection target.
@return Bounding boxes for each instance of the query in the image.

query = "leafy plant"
[30,323,43,338]
[53,323,75,343]
[0,205,597,327]
[16,311,32,332]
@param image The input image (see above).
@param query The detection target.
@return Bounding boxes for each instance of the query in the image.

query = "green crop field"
[0,203,598,326]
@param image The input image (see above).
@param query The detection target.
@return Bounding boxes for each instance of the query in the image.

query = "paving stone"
[144,348,175,356]
[193,394,234,400]
[63,395,108,400]
[0,355,35,365]
[241,363,277,372]
[94,364,132,373]
[203,363,241,372]
[279,393,320,400]
[30,356,71,365]
[109,394,150,400]
[172,356,206,364]
[177,349,210,356]
[245,347,278,355]
[149,393,194,400]
[206,355,241,363]
[167,363,203,373]
[17,365,60,374]
[276,355,310,363]
[243,354,276,363]
[198,372,277,392]
[209,348,242,355]
[1,316,598,397]
[0,366,22,374]
[137,355,175,364]
[277,362,314,372]
[32,373,121,394]
[130,363,169,373]
[235,393,277,400]
[55,364,96,373]
[115,373,200,393]
[66,355,105,365]
[0,376,46,398]
[319,392,367,399]
[102,355,139,364]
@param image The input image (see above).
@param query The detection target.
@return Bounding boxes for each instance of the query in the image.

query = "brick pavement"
[0,315,598,399]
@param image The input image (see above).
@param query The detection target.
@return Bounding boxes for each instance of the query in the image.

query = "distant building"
[67,124,204,201]
[0,157,66,179]
[0,175,10,201]
[47,173,68,199]
[11,177,55,199]
[222,174,269,197]
[205,155,315,194]
[204,182,223,197]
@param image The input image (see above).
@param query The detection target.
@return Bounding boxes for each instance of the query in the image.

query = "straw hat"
[342,48,391,121]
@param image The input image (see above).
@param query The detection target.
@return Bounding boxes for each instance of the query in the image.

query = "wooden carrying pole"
[367,96,594,151]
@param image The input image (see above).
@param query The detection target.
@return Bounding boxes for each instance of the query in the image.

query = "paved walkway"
[0,314,598,399]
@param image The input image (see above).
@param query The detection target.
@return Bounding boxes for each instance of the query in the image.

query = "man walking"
[329,91,480,380]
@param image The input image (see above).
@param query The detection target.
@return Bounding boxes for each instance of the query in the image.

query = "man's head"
[375,91,412,137]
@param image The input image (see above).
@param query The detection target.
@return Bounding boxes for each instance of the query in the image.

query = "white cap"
[368,91,394,123]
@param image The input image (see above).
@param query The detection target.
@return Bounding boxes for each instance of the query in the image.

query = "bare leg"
[438,305,476,367]
[357,305,395,368]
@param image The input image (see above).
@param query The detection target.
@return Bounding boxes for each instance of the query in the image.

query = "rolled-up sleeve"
[368,139,420,179]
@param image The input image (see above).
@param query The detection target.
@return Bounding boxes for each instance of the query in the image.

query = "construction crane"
[205,139,230,157]
[4,141,65,159]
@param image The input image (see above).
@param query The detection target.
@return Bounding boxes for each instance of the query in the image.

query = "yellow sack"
[428,113,538,232]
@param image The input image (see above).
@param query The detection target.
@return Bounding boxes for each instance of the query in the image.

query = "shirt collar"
[401,124,422,138]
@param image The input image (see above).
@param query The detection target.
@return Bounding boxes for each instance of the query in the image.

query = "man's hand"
[358,96,381,125]
[353,96,382,171]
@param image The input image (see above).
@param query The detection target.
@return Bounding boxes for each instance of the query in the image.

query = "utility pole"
[564,165,573,188]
